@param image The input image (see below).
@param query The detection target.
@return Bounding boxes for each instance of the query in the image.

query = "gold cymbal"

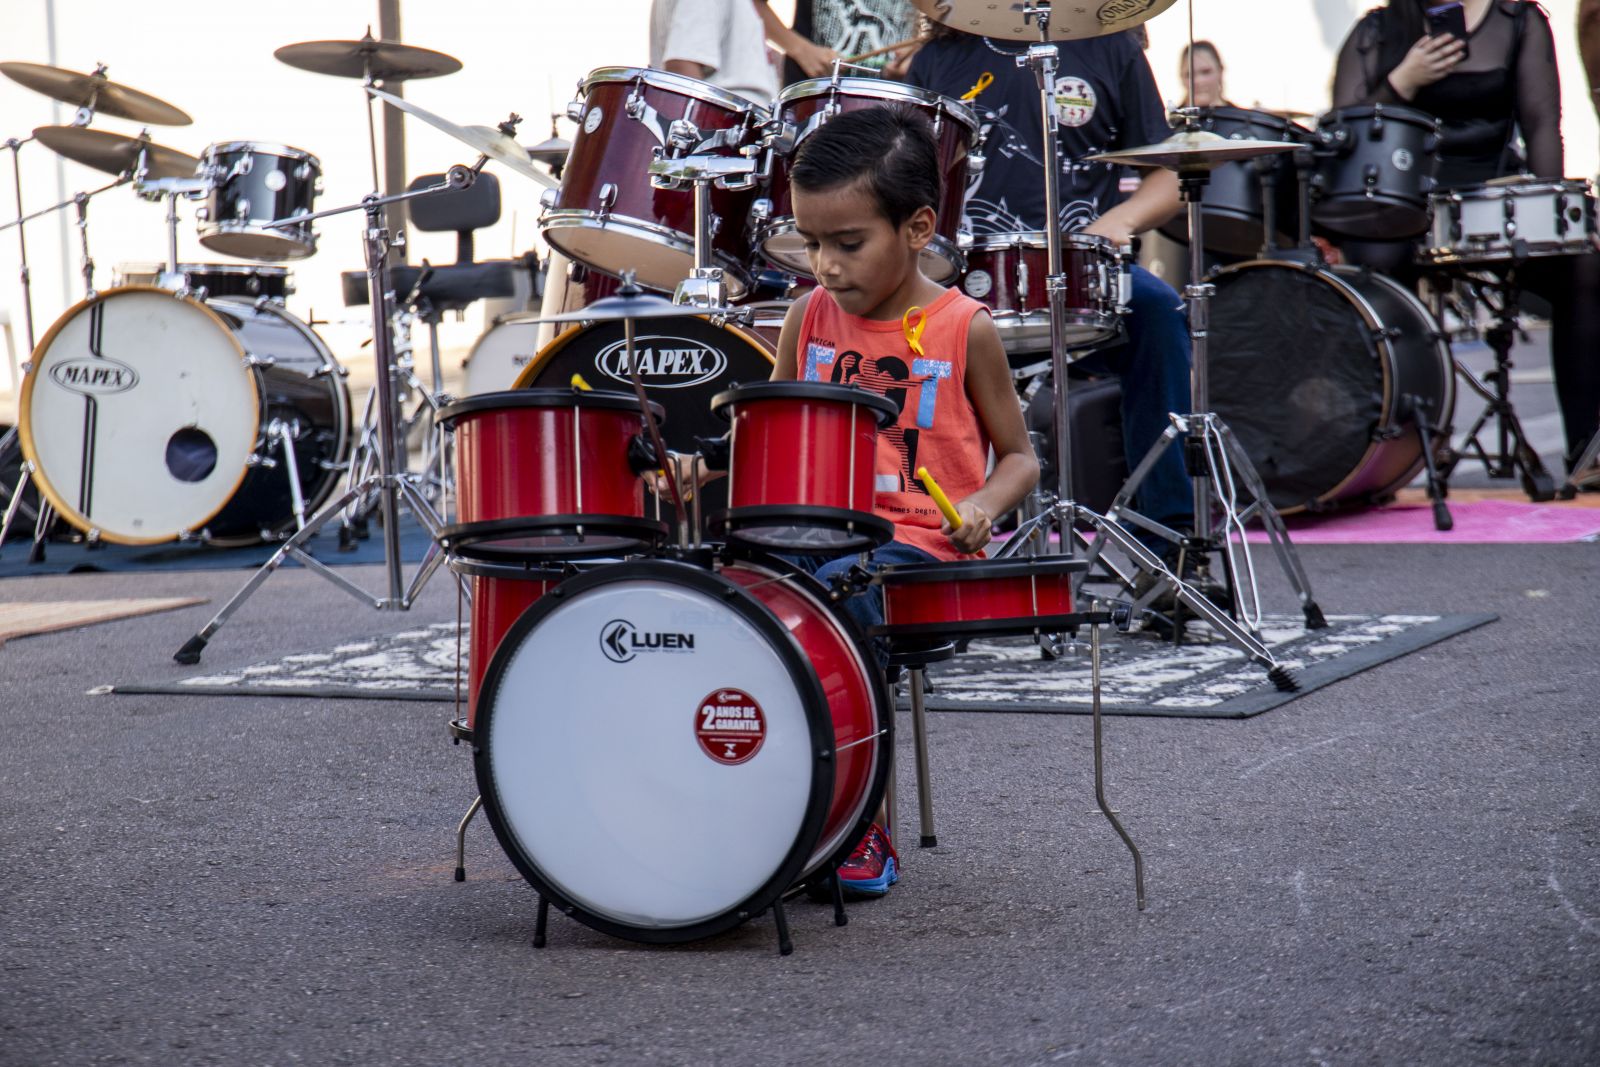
[274,34,462,81]
[32,125,199,180]
[910,0,1180,42]
[1087,129,1299,171]
[1,61,192,125]
[367,88,555,190]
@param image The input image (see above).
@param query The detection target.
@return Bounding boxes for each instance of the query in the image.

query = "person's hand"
[1388,33,1466,99]
[943,499,993,554]
[790,38,839,78]
[1081,214,1136,249]
[645,451,723,500]
[882,41,922,80]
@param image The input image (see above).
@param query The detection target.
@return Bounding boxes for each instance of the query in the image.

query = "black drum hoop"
[440,514,672,560]
[707,505,895,554]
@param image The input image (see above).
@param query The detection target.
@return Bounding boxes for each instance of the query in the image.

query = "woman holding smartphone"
[1330,1,1600,485]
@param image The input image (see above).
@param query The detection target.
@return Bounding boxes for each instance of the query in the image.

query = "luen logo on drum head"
[599,618,696,663]
[595,336,728,389]
[49,357,139,396]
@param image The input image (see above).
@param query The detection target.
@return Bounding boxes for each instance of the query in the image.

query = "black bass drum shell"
[1206,261,1454,513]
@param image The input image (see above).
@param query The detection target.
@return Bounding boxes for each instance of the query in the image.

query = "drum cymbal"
[273,35,462,81]
[1,61,192,125]
[525,136,571,165]
[32,125,199,180]
[909,0,1180,41]
[367,87,555,189]
[530,292,739,324]
[1087,129,1299,171]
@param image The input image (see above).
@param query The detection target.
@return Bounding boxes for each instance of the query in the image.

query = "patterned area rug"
[113,612,1496,719]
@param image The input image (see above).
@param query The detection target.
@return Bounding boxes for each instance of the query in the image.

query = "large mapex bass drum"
[474,557,890,944]
[1206,262,1454,513]
[20,286,351,545]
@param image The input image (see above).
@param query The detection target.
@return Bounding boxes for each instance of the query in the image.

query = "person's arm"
[1083,169,1179,246]
[945,313,1039,554]
[659,0,729,82]
[755,0,838,78]
[664,59,713,78]
[1083,43,1182,244]
[771,289,814,380]
[1583,0,1600,118]
[1513,5,1564,179]
[1332,13,1464,106]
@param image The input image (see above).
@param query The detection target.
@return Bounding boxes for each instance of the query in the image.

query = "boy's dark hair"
[789,106,942,228]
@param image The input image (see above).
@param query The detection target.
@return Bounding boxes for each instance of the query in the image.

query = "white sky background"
[1,0,1594,400]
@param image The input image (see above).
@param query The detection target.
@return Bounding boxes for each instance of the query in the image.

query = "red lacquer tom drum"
[709,381,900,552]
[872,557,1092,640]
[438,389,667,559]
[448,556,572,731]
[959,232,1127,361]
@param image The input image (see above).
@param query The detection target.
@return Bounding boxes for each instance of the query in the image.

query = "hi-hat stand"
[171,167,486,664]
[992,3,1299,691]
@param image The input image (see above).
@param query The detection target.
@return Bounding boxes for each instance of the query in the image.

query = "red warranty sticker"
[694,688,766,766]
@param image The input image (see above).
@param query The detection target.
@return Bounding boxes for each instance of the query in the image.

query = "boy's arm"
[771,289,814,380]
[946,312,1039,554]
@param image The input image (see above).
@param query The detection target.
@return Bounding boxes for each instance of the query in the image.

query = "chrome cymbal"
[32,125,199,180]
[366,87,554,189]
[909,0,1180,41]
[524,136,571,166]
[1,61,192,125]
[528,292,738,324]
[1087,129,1299,171]
[273,34,462,81]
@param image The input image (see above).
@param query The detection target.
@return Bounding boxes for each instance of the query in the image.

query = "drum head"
[21,287,259,543]
[462,318,543,396]
[514,317,775,518]
[542,216,749,300]
[475,562,832,939]
[1207,265,1384,512]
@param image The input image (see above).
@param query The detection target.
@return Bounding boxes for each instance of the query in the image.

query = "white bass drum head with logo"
[461,316,542,396]
[21,287,259,544]
[478,568,819,930]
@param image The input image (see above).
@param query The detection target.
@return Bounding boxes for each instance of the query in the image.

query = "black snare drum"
[1312,105,1440,240]
[113,262,294,301]
[198,141,322,261]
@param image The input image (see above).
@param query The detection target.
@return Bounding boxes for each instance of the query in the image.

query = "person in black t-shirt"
[907,27,1195,544]
[757,0,920,86]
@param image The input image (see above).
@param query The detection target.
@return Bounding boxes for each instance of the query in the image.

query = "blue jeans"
[1074,264,1194,539]
[784,540,940,670]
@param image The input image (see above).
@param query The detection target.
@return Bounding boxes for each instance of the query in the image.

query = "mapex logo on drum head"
[49,357,139,396]
[595,336,728,389]
[600,618,696,663]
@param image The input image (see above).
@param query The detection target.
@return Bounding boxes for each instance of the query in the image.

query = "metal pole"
[363,199,406,604]
[8,142,36,350]
[378,0,409,259]
[1183,180,1214,545]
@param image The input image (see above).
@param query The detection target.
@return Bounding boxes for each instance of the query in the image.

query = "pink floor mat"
[1243,499,1600,544]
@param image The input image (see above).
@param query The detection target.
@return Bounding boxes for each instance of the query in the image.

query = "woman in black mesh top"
[1329,1,1600,476]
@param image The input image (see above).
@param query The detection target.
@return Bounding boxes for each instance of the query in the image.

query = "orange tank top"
[793,287,990,561]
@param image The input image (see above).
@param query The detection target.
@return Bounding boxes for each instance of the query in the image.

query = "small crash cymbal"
[910,0,1180,42]
[524,136,571,166]
[32,125,199,180]
[274,34,462,81]
[530,291,738,324]
[367,87,555,190]
[1,61,192,125]
[1087,129,1299,171]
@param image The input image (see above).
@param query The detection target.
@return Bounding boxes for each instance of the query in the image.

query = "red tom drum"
[959,232,1127,362]
[541,68,768,299]
[872,556,1092,640]
[449,556,571,731]
[710,381,899,552]
[756,76,977,284]
[438,389,667,559]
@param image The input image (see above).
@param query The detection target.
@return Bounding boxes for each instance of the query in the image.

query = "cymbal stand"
[1565,429,1600,495]
[992,4,1298,691]
[1434,272,1557,501]
[173,166,485,664]
[1076,153,1326,639]
[4,136,37,351]
[648,146,759,308]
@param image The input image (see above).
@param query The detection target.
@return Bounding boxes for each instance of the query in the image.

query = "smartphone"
[1426,2,1471,61]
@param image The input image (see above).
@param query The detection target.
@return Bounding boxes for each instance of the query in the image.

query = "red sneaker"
[837,823,899,896]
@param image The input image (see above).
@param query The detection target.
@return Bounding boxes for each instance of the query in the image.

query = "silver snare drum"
[1419,178,1597,267]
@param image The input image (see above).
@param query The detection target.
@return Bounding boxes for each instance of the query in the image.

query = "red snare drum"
[959,232,1127,360]
[449,556,570,730]
[755,77,977,283]
[541,68,768,298]
[473,557,890,944]
[873,557,1092,639]
[710,381,899,552]
[438,389,668,559]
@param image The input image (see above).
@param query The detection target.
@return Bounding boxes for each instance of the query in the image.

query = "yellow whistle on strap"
[570,373,593,391]
[901,306,927,358]
[917,466,963,530]
[960,72,994,102]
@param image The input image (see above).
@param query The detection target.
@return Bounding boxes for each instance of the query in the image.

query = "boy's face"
[793,178,935,318]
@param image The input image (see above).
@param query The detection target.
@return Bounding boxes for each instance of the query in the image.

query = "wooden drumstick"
[841,35,923,65]
[916,466,963,530]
